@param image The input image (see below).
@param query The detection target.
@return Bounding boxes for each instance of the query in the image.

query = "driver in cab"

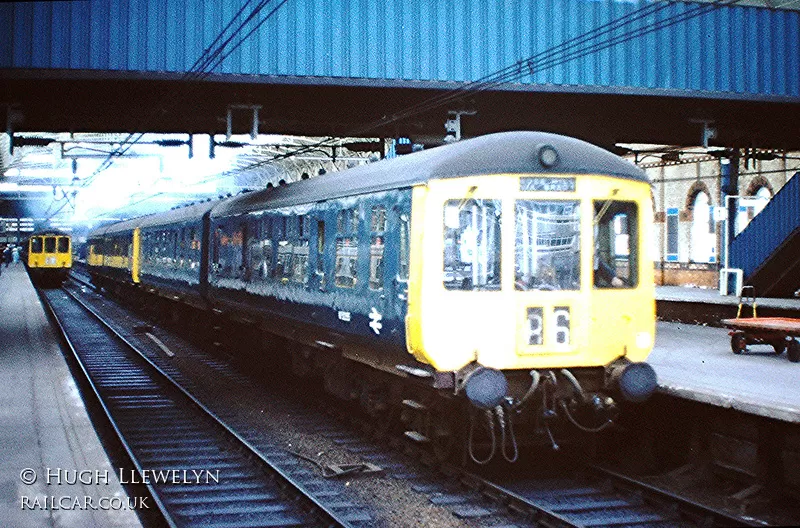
[594,251,625,288]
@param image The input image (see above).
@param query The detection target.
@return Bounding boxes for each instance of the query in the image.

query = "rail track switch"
[321,463,382,479]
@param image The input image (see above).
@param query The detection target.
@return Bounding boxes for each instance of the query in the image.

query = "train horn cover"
[465,367,509,410]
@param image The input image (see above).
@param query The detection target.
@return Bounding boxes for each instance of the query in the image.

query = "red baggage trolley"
[721,287,800,362]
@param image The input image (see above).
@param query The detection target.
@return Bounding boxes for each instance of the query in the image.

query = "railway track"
[40,286,370,528]
[473,463,757,527]
[58,276,762,527]
[322,409,759,528]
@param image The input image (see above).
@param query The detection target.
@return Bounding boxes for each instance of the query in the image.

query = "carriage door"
[592,200,640,357]
[365,205,389,337]
[311,218,327,292]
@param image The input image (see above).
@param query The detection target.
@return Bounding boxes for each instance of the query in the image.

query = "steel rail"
[61,273,763,527]
[342,406,761,528]
[584,464,760,527]
[41,285,359,528]
[436,450,759,528]
[39,287,177,528]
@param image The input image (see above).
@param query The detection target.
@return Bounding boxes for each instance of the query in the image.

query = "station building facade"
[642,152,798,289]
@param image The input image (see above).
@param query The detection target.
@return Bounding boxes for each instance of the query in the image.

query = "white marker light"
[636,331,652,349]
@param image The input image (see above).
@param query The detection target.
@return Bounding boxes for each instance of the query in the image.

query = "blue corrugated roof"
[1,0,798,100]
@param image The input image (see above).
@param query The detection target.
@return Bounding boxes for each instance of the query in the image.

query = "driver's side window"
[593,201,638,288]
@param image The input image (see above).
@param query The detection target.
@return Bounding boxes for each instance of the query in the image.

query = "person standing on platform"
[2,244,10,268]
[11,244,20,265]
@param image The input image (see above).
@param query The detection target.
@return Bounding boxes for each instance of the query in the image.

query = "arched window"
[736,185,772,235]
[690,192,715,263]
[753,186,771,215]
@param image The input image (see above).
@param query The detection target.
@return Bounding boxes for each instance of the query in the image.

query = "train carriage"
[25,230,72,286]
[134,201,216,309]
[87,201,216,310]
[87,219,138,285]
[88,131,657,462]
[211,132,657,456]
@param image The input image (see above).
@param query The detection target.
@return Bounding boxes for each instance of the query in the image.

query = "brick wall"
[641,151,797,287]
[654,262,719,288]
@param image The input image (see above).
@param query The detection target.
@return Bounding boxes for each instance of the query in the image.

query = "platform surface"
[651,320,800,423]
[656,285,800,310]
[0,265,143,528]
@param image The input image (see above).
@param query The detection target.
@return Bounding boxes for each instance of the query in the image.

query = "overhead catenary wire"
[197,0,291,75]
[76,0,287,191]
[88,0,746,220]
[227,0,743,178]
[363,0,680,128]
[50,0,289,221]
[86,0,270,173]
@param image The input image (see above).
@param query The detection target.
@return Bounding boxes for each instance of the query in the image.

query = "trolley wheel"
[788,340,800,363]
[730,332,747,355]
[772,339,787,355]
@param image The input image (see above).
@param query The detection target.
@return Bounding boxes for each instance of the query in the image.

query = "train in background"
[87,131,657,463]
[25,230,73,287]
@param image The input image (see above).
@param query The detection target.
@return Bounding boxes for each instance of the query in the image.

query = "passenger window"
[290,216,310,286]
[292,241,309,285]
[337,208,359,234]
[371,206,386,232]
[179,229,186,267]
[44,237,56,253]
[315,220,326,289]
[260,219,275,281]
[276,243,293,282]
[593,201,638,288]
[250,238,272,281]
[335,238,358,288]
[212,227,222,274]
[142,233,149,264]
[246,222,267,281]
[443,199,502,291]
[238,223,247,279]
[368,205,387,291]
[316,220,325,272]
[369,237,384,290]
[31,237,43,253]
[398,213,409,280]
[172,230,179,264]
[58,237,70,253]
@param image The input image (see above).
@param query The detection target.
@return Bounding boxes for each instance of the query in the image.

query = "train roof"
[90,200,219,237]
[212,131,647,219]
[136,200,219,230]
[29,229,70,237]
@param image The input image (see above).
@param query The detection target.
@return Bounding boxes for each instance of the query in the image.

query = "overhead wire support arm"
[226,104,262,141]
